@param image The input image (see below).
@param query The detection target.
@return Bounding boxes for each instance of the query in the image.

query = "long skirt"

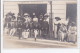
[68,32,77,43]
[58,31,66,41]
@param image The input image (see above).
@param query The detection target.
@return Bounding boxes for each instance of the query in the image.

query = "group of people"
[4,12,77,43]
[4,12,49,41]
[54,17,77,43]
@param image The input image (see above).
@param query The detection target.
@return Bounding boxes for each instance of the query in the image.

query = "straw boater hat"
[24,13,29,17]
[44,13,49,17]
[55,17,61,21]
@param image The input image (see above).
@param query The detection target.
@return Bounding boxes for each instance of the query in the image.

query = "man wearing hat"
[33,13,38,29]
[41,13,49,39]
[54,17,61,39]
[17,13,23,39]
[4,12,12,34]
[23,13,31,29]
[32,13,39,41]
[38,14,44,37]
[24,13,31,22]
[44,13,49,24]
[17,20,23,39]
[22,13,31,39]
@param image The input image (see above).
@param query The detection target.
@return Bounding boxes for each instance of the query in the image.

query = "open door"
[66,4,77,25]
[18,4,47,18]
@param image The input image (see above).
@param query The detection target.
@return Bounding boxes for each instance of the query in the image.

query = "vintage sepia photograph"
[3,0,77,48]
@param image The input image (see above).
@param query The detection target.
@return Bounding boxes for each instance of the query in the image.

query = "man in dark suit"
[17,14,23,39]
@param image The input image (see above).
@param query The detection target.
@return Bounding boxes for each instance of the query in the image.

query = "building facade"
[3,0,77,39]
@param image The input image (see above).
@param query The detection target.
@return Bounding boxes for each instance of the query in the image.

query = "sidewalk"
[3,35,77,48]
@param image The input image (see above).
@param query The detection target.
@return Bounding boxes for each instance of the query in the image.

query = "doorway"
[18,4,47,18]
[66,4,77,25]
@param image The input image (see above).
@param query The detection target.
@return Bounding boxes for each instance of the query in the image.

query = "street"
[3,34,77,48]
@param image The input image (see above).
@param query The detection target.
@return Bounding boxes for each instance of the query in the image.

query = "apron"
[22,31,29,38]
